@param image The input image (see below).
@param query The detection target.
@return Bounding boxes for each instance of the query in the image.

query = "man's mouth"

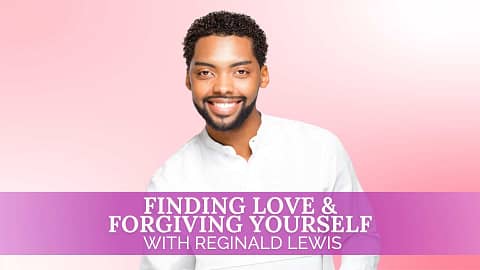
[205,97,244,117]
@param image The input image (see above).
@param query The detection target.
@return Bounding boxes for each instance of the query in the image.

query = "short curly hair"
[183,11,268,69]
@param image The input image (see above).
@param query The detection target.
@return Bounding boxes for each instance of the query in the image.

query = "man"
[141,11,379,270]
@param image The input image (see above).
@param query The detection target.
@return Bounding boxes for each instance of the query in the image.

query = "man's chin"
[207,116,240,131]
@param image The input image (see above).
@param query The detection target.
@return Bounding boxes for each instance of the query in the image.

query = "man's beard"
[193,96,257,131]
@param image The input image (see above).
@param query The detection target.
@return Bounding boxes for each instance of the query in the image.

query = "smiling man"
[141,11,379,270]
[189,33,268,160]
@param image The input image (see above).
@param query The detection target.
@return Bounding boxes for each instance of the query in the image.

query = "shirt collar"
[199,113,272,156]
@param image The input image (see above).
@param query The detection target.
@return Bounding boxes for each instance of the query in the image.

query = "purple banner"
[0,192,479,255]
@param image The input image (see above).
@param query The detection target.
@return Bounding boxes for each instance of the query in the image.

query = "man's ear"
[260,65,270,88]
[185,71,192,91]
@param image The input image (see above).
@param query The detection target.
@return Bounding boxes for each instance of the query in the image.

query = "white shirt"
[141,114,379,270]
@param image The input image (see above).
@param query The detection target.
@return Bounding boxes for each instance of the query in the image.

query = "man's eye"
[236,70,249,76]
[197,71,212,77]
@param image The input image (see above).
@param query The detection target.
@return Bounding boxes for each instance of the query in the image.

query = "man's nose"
[213,73,233,95]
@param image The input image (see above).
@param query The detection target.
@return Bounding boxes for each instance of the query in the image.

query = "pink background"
[1,0,479,269]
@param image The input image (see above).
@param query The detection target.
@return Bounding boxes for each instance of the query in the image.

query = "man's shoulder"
[149,132,204,191]
[264,114,340,145]
[165,132,204,163]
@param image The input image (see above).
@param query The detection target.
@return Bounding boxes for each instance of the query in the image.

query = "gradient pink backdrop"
[1,0,479,269]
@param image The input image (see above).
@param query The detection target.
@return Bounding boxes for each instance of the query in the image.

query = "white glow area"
[380,0,480,45]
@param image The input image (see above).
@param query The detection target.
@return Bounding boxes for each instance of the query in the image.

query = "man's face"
[186,35,269,131]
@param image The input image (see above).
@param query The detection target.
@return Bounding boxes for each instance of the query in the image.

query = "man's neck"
[206,109,261,160]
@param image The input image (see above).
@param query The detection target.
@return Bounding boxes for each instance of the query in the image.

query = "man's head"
[183,11,269,131]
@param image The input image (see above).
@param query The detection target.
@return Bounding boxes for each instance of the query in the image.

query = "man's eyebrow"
[230,60,252,67]
[192,60,252,68]
[193,61,215,68]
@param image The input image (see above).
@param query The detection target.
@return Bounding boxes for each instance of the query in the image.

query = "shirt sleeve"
[140,254,195,270]
[331,135,363,192]
[332,136,380,270]
[139,169,196,270]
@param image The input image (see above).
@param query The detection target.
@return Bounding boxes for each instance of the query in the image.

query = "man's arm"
[140,169,196,270]
[332,136,380,270]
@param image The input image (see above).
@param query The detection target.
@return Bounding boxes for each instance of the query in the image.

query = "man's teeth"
[214,102,235,108]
